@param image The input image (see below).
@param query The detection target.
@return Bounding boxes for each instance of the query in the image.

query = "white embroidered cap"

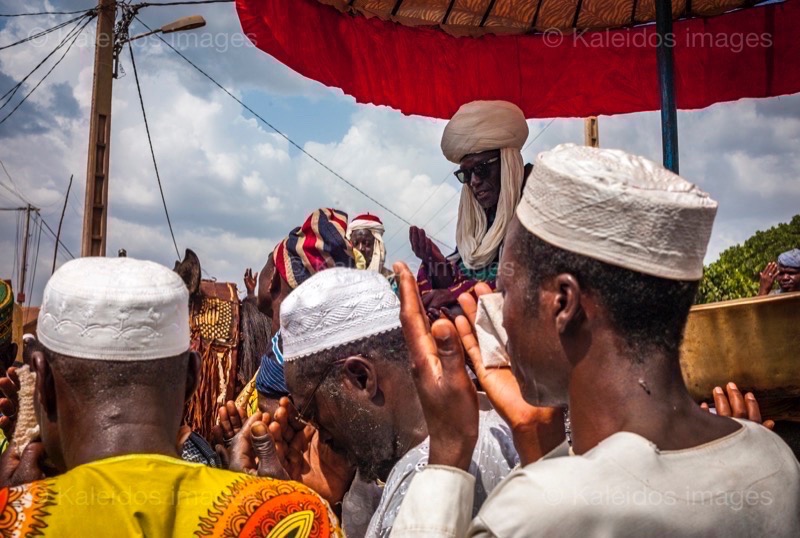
[280,268,401,361]
[38,257,190,360]
[517,144,718,281]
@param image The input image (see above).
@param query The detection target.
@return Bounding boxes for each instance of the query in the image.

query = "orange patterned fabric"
[196,478,337,537]
[0,481,51,537]
[318,0,770,34]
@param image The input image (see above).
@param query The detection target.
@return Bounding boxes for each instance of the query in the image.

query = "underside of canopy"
[237,0,800,118]
[319,0,771,36]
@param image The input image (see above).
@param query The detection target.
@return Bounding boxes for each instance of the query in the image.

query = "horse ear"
[174,248,202,296]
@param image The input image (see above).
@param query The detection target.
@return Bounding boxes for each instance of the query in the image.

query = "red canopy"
[237,0,800,118]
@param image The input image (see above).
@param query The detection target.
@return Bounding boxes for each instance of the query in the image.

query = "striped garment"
[257,208,356,396]
[273,208,355,289]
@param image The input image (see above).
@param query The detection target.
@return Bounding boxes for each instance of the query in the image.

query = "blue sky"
[1,0,799,306]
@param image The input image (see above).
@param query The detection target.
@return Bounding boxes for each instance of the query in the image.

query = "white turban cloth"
[441,101,529,271]
[347,217,387,273]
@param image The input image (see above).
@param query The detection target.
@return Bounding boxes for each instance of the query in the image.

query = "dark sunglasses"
[288,359,346,429]
[454,156,500,184]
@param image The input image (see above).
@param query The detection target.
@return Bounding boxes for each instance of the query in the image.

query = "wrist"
[428,438,476,471]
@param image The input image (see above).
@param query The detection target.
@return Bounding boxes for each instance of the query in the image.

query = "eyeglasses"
[288,359,346,428]
[454,156,500,184]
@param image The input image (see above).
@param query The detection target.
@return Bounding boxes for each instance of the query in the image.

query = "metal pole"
[82,0,116,257]
[17,205,31,304]
[655,0,679,173]
[53,175,73,274]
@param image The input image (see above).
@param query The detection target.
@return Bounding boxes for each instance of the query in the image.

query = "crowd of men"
[0,100,797,536]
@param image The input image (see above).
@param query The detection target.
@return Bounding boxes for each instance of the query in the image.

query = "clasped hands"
[213,399,354,504]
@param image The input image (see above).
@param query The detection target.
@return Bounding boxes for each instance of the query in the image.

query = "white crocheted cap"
[280,268,401,361]
[517,144,718,281]
[38,257,190,360]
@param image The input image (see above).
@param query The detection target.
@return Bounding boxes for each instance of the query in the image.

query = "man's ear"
[553,273,584,334]
[185,351,202,403]
[342,356,379,400]
[32,350,56,418]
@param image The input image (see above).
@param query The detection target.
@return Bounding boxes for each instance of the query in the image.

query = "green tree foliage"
[697,215,800,304]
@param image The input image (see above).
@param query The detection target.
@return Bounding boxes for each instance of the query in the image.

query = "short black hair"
[46,348,190,393]
[294,328,408,395]
[513,232,699,361]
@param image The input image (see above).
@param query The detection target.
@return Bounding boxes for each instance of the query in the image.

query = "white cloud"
[1,0,798,307]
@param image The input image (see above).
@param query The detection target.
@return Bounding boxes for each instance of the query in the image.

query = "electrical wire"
[0,160,30,203]
[128,42,181,260]
[1,12,93,110]
[39,217,75,260]
[134,15,455,252]
[0,12,93,51]
[134,0,234,6]
[0,14,94,127]
[0,8,95,17]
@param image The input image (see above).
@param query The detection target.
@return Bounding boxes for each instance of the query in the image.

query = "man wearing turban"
[409,101,531,319]
[347,212,393,278]
[759,248,800,295]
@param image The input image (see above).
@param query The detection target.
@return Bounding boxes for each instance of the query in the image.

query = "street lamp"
[82,1,207,257]
[125,15,207,43]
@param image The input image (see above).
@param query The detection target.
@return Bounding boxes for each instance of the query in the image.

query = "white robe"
[391,419,800,537]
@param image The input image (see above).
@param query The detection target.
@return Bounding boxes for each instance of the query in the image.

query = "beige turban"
[441,101,529,270]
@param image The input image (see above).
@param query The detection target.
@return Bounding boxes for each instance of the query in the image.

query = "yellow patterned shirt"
[0,454,342,537]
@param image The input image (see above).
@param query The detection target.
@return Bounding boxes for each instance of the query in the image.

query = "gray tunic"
[366,407,519,537]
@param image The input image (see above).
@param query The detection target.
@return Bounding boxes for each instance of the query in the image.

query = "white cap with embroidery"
[38,257,190,360]
[280,268,401,361]
[517,143,718,281]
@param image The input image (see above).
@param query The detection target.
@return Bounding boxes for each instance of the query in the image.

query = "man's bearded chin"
[349,430,406,483]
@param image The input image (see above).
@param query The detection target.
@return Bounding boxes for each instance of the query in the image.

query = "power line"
[0,160,29,203]
[0,9,95,17]
[134,0,234,6]
[134,15,455,252]
[1,12,93,110]
[0,14,94,127]
[39,216,75,260]
[0,12,92,51]
[128,43,181,260]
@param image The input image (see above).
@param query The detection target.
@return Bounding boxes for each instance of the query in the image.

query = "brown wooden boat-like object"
[680,292,800,421]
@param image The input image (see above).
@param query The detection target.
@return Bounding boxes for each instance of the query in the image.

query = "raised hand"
[758,261,779,295]
[244,268,258,297]
[272,398,354,504]
[251,420,290,480]
[217,401,247,445]
[422,289,458,322]
[700,382,775,430]
[0,367,20,439]
[394,261,479,471]
[0,440,46,487]
[456,285,565,465]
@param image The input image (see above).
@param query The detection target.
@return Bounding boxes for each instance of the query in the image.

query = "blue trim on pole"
[656,0,679,173]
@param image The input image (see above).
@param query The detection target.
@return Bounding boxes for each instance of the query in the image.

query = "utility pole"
[17,204,33,304]
[82,0,116,257]
[584,117,599,147]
